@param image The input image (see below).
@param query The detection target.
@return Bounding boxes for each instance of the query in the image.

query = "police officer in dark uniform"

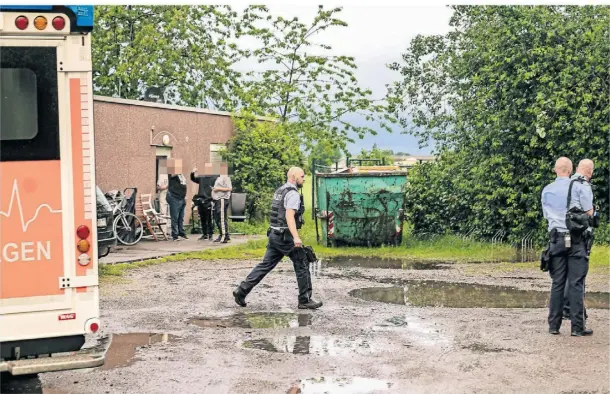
[233,167,323,309]
[542,157,596,337]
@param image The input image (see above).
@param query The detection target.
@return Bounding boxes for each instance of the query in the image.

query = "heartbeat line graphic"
[0,179,62,232]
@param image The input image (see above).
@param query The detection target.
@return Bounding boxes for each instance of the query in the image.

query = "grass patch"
[99,257,170,277]
[229,220,269,235]
[99,178,609,278]
[586,246,610,273]
[99,239,269,277]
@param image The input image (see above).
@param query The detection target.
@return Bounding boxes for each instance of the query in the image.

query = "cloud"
[236,5,452,155]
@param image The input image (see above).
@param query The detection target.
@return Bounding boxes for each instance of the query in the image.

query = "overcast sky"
[265,5,454,155]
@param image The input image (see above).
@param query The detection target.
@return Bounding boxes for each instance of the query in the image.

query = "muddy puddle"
[370,315,452,348]
[102,333,178,370]
[189,312,312,329]
[321,256,450,271]
[350,281,610,309]
[0,374,65,394]
[242,336,381,356]
[290,376,393,393]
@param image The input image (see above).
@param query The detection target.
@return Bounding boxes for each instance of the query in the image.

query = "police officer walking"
[233,167,323,309]
[542,157,596,336]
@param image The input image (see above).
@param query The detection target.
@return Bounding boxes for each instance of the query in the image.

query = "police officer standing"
[542,157,595,336]
[232,167,323,309]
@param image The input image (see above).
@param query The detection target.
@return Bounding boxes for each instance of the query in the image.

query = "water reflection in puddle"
[293,377,392,393]
[0,375,66,394]
[189,312,312,329]
[350,282,610,309]
[242,336,381,356]
[371,316,451,348]
[102,333,178,370]
[322,256,449,271]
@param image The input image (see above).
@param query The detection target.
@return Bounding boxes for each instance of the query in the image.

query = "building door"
[155,147,172,234]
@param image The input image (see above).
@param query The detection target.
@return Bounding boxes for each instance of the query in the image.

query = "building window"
[210,143,227,163]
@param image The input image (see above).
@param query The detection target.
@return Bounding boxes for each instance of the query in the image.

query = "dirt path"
[34,259,609,393]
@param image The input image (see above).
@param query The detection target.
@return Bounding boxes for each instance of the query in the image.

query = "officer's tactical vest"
[269,184,304,229]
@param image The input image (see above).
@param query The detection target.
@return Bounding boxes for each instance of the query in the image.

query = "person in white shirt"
[212,163,232,243]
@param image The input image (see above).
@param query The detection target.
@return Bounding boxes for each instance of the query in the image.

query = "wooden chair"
[140,193,169,241]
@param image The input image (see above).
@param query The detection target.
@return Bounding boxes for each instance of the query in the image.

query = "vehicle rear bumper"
[0,334,111,376]
[98,234,117,248]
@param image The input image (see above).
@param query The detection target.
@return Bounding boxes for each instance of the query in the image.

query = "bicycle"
[106,189,144,246]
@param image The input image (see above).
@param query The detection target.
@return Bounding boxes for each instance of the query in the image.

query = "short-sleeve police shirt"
[541,177,570,232]
[569,173,594,212]
[283,184,300,211]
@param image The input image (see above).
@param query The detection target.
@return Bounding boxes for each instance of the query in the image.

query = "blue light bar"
[0,5,94,30]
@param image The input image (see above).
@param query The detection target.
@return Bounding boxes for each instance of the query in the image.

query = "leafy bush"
[221,112,305,221]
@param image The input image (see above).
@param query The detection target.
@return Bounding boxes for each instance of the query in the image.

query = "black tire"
[113,212,144,246]
[98,246,111,258]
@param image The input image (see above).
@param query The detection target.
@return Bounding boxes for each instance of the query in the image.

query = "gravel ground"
[10,258,609,393]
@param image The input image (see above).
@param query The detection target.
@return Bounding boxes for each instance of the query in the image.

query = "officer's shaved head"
[287,167,305,187]
[576,159,594,180]
[554,157,572,177]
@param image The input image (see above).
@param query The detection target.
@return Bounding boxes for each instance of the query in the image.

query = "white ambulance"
[0,5,108,375]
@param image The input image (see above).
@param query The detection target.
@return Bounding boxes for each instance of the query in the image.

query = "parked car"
[96,186,116,258]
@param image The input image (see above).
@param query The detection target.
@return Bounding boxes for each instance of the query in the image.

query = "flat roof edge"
[93,96,275,121]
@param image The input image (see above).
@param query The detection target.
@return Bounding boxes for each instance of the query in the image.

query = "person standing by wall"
[156,158,171,237]
[161,158,188,241]
[212,163,232,243]
[191,163,217,240]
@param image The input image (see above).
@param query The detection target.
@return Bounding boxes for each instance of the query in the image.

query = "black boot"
[571,328,593,337]
[298,299,323,309]
[233,288,247,307]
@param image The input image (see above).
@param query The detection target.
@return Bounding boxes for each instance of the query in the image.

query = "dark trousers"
[213,199,230,242]
[548,235,589,332]
[238,232,312,304]
[166,193,186,239]
[196,199,214,236]
[563,279,588,319]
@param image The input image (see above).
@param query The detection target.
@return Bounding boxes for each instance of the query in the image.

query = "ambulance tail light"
[52,16,65,31]
[34,16,48,30]
[76,225,91,265]
[15,16,29,30]
[85,318,101,334]
[76,225,90,240]
[77,239,90,253]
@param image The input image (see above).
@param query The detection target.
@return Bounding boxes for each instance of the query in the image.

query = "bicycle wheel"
[114,212,144,246]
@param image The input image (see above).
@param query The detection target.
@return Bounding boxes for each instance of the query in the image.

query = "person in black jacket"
[191,163,218,240]
[158,158,188,241]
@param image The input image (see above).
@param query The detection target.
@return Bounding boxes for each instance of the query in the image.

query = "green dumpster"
[314,169,408,247]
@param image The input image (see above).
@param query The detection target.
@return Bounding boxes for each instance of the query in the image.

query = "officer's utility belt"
[268,227,288,236]
[549,229,569,242]
[550,228,583,248]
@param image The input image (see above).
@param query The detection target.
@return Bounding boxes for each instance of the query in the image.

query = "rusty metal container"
[314,169,408,247]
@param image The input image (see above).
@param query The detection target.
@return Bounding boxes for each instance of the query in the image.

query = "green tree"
[220,113,305,221]
[357,144,394,165]
[308,139,343,173]
[93,5,246,110]
[241,5,395,151]
[387,6,610,242]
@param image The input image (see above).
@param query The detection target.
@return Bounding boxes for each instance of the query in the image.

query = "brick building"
[93,96,238,222]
